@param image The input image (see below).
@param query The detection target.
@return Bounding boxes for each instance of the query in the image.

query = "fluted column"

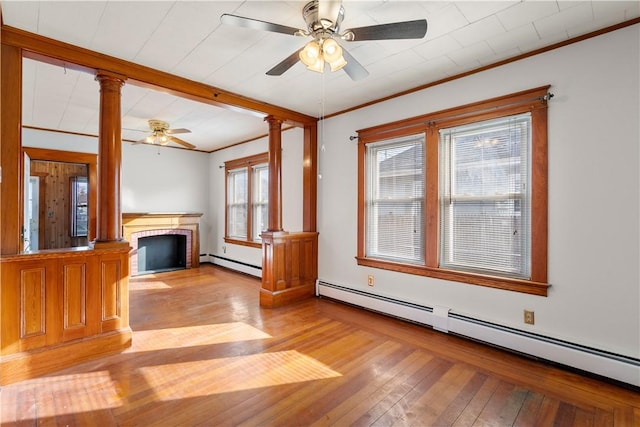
[93,71,127,246]
[265,115,283,232]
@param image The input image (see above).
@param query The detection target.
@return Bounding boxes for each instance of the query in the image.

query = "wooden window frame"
[356,86,550,296]
[224,152,268,248]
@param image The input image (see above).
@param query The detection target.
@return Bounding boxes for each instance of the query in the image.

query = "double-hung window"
[366,135,425,264]
[439,114,531,279]
[357,87,549,295]
[225,153,268,247]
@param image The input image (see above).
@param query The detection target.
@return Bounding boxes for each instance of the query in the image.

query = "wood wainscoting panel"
[260,231,318,308]
[20,267,46,339]
[99,251,128,333]
[0,246,131,385]
[62,261,87,342]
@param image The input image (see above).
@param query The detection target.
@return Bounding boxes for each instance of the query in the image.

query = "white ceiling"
[3,1,639,152]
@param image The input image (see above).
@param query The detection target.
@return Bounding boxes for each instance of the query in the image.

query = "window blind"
[227,167,248,239]
[366,134,425,264]
[439,113,531,278]
[252,163,269,241]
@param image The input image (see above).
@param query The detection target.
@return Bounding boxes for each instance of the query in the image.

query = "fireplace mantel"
[122,212,202,275]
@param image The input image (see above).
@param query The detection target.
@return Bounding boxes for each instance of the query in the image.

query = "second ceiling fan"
[221,0,428,81]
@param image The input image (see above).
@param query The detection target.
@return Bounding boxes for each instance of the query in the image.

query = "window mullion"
[425,129,439,268]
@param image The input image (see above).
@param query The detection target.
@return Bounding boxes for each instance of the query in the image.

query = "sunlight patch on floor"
[131,322,272,351]
[140,350,342,399]
[6,371,117,417]
[129,279,172,290]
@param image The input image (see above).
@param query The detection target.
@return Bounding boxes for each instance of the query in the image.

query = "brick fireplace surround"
[122,213,202,276]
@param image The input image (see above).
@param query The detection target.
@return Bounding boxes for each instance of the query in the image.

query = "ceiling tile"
[423,3,470,40]
[1,0,40,33]
[446,40,494,68]
[486,23,539,54]
[496,1,560,31]
[534,2,594,39]
[90,1,175,61]
[37,1,106,48]
[454,1,517,24]
[450,15,506,47]
[412,35,464,61]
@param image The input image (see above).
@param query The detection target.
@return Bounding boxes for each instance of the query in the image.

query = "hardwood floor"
[1,264,639,426]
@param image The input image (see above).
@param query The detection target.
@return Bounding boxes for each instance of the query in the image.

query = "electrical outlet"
[367,275,374,287]
[524,310,535,325]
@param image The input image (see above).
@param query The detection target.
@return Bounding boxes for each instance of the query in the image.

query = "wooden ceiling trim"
[1,25,317,127]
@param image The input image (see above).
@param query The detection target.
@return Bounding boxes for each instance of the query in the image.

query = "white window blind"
[227,167,248,240]
[439,113,531,278]
[366,135,425,264]
[252,163,269,241]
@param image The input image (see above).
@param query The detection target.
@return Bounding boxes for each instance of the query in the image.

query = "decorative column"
[93,71,127,248]
[260,117,318,308]
[265,115,283,232]
[1,44,23,255]
[302,123,318,232]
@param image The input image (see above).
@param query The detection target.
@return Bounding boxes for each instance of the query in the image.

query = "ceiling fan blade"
[266,49,302,76]
[221,13,302,36]
[319,0,343,25]
[341,48,369,81]
[169,136,195,150]
[344,19,427,41]
[166,128,191,135]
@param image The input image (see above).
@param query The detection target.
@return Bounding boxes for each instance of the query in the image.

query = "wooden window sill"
[355,256,549,296]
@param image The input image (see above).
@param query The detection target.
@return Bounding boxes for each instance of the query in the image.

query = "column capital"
[95,70,127,85]
[264,115,285,126]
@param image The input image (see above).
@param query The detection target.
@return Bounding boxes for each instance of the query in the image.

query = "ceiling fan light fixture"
[321,38,341,62]
[328,55,347,72]
[299,40,321,66]
[306,57,325,73]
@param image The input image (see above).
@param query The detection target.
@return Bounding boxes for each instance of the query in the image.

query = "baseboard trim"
[209,254,262,277]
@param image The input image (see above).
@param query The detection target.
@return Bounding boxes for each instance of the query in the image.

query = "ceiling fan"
[135,120,195,149]
[221,0,427,81]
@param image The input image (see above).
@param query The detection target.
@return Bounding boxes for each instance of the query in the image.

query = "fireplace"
[122,213,202,276]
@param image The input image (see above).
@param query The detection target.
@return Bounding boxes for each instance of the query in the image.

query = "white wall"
[121,142,211,255]
[208,127,304,269]
[318,25,640,361]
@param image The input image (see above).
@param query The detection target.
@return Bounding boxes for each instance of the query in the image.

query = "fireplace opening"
[137,234,187,275]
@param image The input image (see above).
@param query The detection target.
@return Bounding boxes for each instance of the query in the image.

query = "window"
[366,135,425,264]
[225,153,268,247]
[439,114,531,279]
[357,87,549,295]
[70,176,88,237]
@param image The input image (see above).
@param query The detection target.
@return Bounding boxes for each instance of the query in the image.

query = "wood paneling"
[0,246,131,384]
[20,267,46,338]
[30,160,88,249]
[62,262,87,341]
[1,265,638,426]
[100,257,122,329]
[260,231,318,308]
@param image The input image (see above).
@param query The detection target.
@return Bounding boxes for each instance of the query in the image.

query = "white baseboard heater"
[317,280,640,387]
[210,255,262,278]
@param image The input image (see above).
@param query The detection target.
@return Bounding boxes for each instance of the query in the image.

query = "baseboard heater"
[317,280,640,387]
[210,254,261,278]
